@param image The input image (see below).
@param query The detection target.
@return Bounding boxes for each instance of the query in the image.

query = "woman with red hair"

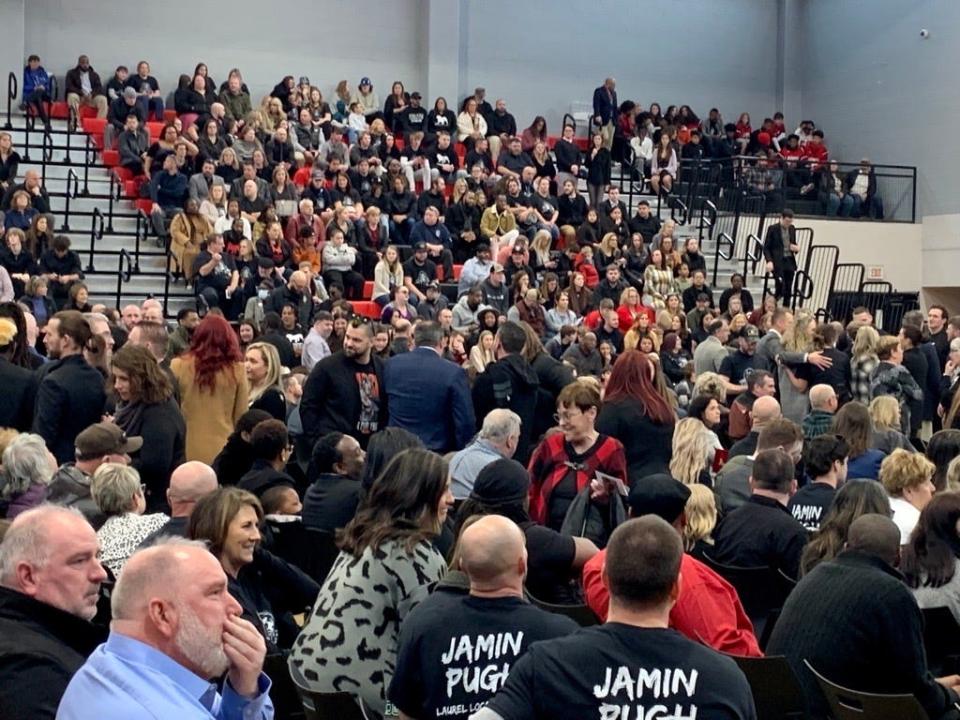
[171,313,249,464]
[597,350,676,482]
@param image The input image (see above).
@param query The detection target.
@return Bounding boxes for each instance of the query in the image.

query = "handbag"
[559,482,627,549]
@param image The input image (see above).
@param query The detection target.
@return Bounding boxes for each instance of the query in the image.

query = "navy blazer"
[383,347,475,452]
[32,355,107,464]
[592,85,618,126]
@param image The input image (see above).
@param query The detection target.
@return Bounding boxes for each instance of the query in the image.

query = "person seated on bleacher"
[105,86,145,150]
[169,198,211,282]
[173,74,208,131]
[627,198,661,241]
[149,154,188,241]
[846,157,884,220]
[416,176,448,219]
[712,448,808,579]
[124,60,164,123]
[496,136,531,182]
[117,114,149,177]
[21,54,51,130]
[1,169,50,216]
[192,234,240,319]
[410,205,454,281]
[3,190,38,233]
[38,234,84,309]
[104,65,128,102]
[301,430,366,534]
[218,69,252,127]
[768,514,960,720]
[64,55,108,126]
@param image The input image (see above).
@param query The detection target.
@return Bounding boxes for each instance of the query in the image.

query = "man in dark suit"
[32,311,107,464]
[592,77,618,150]
[382,321,474,453]
[0,318,37,431]
[763,208,799,305]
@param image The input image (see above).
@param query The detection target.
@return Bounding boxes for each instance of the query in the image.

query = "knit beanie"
[470,459,530,504]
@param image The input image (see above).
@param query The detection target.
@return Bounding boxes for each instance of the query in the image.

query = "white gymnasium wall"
[459,0,781,130]
[22,0,425,108]
[0,0,25,109]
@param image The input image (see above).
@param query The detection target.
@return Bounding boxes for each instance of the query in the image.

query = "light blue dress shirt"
[56,632,273,720]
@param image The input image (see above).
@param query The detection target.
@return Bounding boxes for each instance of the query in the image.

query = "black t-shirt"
[719,350,755,386]
[403,257,437,292]
[787,481,836,532]
[192,251,237,293]
[523,523,577,604]
[390,594,577,720]
[125,74,160,94]
[486,623,756,720]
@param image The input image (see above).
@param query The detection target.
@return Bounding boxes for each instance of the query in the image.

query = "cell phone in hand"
[595,470,628,497]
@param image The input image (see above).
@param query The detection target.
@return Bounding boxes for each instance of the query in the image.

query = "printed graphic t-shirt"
[390,594,577,720]
[485,623,756,720]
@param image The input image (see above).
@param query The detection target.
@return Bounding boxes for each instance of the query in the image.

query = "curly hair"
[111,344,173,404]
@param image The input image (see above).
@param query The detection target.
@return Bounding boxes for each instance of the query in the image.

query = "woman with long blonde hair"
[869,395,913,454]
[779,309,817,423]
[469,330,496,375]
[683,484,718,554]
[851,324,881,405]
[244,341,285,420]
[669,417,712,486]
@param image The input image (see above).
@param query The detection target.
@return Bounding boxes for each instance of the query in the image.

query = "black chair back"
[700,554,795,644]
[527,592,600,627]
[289,661,367,720]
[729,654,806,720]
[921,606,960,676]
[804,660,929,720]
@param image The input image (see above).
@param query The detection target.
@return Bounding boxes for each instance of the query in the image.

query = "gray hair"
[0,505,85,584]
[111,537,209,619]
[480,409,521,444]
[1,434,54,500]
[91,463,142,516]
[413,321,444,349]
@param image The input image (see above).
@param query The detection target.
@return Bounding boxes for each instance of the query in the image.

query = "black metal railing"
[711,231,735,287]
[133,209,148,272]
[106,171,123,232]
[4,72,16,130]
[39,130,54,184]
[115,249,133,309]
[82,135,95,195]
[87,207,104,272]
[60,169,80,231]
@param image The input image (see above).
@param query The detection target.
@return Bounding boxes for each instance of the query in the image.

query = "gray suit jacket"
[188,172,215,202]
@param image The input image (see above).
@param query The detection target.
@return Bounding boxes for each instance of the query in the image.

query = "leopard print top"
[289,538,445,714]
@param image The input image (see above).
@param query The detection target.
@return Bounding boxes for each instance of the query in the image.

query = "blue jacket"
[383,347,474,452]
[409,220,451,249]
[23,66,50,97]
[150,170,189,209]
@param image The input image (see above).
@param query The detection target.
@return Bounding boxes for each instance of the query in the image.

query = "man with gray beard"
[57,539,274,719]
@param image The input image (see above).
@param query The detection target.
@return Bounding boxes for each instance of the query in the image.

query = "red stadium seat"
[135,198,152,214]
[124,180,138,198]
[574,137,589,151]
[436,266,445,282]
[351,301,381,319]
[547,136,558,149]
[112,166,133,182]
[82,117,107,147]
[49,102,69,120]
[452,264,463,280]
[163,109,178,122]
[146,121,164,140]
[363,281,374,299]
[102,150,120,167]
[395,138,405,151]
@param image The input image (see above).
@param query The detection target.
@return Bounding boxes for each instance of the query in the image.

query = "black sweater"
[596,398,675,482]
[767,551,958,720]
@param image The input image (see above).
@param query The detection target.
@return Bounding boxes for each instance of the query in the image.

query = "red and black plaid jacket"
[527,432,627,526]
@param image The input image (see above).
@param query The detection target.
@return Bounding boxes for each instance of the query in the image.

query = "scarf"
[113,399,147,437]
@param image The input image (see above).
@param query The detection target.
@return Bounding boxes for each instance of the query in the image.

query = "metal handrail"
[87,207,104,272]
[49,76,59,102]
[562,112,575,132]
[698,199,718,246]
[115,249,133,309]
[106,171,122,232]
[39,130,54,185]
[711,231,735,287]
[60,169,80,231]
[744,232,764,277]
[4,72,16,129]
[133,209,148,273]
[82,135,94,196]
[65,106,76,163]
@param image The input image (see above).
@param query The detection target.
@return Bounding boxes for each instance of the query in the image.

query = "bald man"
[769,513,960,719]
[389,515,575,720]
[729,394,782,460]
[802,383,838,439]
[266,269,314,330]
[140,298,164,325]
[120,304,141,331]
[139,462,218,546]
[0,506,108,719]
[58,539,273,719]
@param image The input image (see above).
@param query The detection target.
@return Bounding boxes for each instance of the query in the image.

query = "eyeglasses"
[553,410,583,423]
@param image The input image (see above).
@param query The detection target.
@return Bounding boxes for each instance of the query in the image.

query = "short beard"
[174,605,229,679]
